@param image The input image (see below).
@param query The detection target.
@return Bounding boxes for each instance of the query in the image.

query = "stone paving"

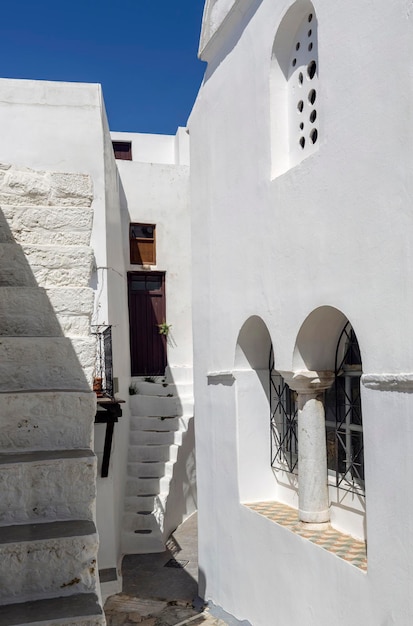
[104,514,229,626]
[246,500,367,571]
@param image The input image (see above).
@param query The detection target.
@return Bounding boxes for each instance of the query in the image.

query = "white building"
[189,0,413,624]
[1,0,413,623]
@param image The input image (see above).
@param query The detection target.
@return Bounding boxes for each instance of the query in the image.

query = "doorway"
[128,272,167,376]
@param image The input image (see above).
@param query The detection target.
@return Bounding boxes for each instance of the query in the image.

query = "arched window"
[325,322,364,493]
[270,322,364,495]
[270,347,298,473]
[271,2,319,177]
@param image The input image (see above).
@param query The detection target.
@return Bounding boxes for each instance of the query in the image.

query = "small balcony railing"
[91,324,114,399]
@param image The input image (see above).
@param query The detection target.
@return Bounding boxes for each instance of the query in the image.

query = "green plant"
[129,384,138,395]
[144,375,158,383]
[157,321,172,336]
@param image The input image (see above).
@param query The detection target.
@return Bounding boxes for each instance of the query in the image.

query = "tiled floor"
[246,501,367,571]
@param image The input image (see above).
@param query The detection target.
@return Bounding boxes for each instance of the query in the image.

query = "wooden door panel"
[128,272,166,376]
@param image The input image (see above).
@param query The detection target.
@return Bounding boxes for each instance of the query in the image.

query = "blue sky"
[1,1,206,134]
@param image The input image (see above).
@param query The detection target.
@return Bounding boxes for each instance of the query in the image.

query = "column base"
[299,508,330,524]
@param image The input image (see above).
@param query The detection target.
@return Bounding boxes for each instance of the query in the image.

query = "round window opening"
[309,110,317,123]
[298,72,304,85]
[297,100,304,113]
[296,42,300,51]
[308,89,316,105]
[299,137,306,149]
[308,13,313,22]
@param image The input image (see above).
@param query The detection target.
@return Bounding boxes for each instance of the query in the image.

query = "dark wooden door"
[128,272,167,376]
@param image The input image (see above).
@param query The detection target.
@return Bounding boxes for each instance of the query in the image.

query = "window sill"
[244,500,367,571]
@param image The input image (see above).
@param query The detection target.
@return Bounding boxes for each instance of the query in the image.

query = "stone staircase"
[0,165,104,624]
[122,376,194,554]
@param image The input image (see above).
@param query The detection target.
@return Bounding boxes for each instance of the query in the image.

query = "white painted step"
[130,394,179,417]
[0,391,95,451]
[128,444,178,463]
[129,416,187,432]
[126,475,171,497]
[0,449,96,526]
[0,520,98,604]
[0,593,104,626]
[127,460,174,479]
[121,530,164,555]
[130,429,183,446]
[123,512,162,533]
[0,243,93,288]
[0,336,94,392]
[124,494,166,513]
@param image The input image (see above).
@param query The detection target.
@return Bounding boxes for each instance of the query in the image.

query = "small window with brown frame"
[130,223,156,265]
[112,141,132,160]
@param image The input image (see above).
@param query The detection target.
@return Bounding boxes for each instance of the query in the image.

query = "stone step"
[124,494,166,513]
[0,520,98,604]
[0,204,93,246]
[127,460,173,479]
[128,444,178,463]
[130,429,183,446]
[130,380,193,400]
[130,394,180,417]
[129,416,185,432]
[0,243,93,288]
[0,593,104,626]
[0,449,96,526]
[0,336,94,392]
[121,530,164,555]
[126,475,170,497]
[0,391,95,452]
[123,512,162,533]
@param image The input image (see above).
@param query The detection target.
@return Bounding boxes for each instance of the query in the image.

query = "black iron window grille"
[325,322,364,494]
[270,347,298,473]
[91,325,114,399]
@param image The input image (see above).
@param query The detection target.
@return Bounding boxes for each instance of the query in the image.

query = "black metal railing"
[91,325,114,398]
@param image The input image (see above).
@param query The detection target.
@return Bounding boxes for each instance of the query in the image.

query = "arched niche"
[270,0,319,177]
[234,316,277,502]
[293,305,349,371]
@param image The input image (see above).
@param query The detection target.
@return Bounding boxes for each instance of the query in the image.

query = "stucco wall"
[190,0,413,624]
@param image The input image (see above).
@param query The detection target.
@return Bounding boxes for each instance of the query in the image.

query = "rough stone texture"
[0,530,98,604]
[0,243,94,288]
[46,287,95,316]
[0,391,95,451]
[0,452,96,525]
[0,166,93,208]
[0,205,92,245]
[0,336,95,391]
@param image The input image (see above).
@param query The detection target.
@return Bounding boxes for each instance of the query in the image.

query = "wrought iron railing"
[91,325,114,398]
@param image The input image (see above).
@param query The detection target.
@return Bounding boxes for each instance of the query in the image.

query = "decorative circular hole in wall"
[299,137,306,149]
[310,129,318,144]
[308,42,313,51]
[297,100,304,112]
[296,42,300,51]
[308,29,312,37]
[298,72,304,84]
[309,110,317,123]
[292,58,297,67]
[300,122,304,130]
[308,13,313,22]
[308,89,316,104]
[307,60,317,79]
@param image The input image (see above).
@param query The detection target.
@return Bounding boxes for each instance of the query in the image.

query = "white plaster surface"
[189,0,413,623]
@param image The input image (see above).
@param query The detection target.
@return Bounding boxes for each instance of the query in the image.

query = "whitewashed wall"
[189,0,413,624]
[110,130,193,374]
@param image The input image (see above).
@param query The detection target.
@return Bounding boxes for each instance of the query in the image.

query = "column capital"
[278,369,335,395]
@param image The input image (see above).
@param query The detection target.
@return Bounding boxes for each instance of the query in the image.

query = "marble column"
[281,370,334,524]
